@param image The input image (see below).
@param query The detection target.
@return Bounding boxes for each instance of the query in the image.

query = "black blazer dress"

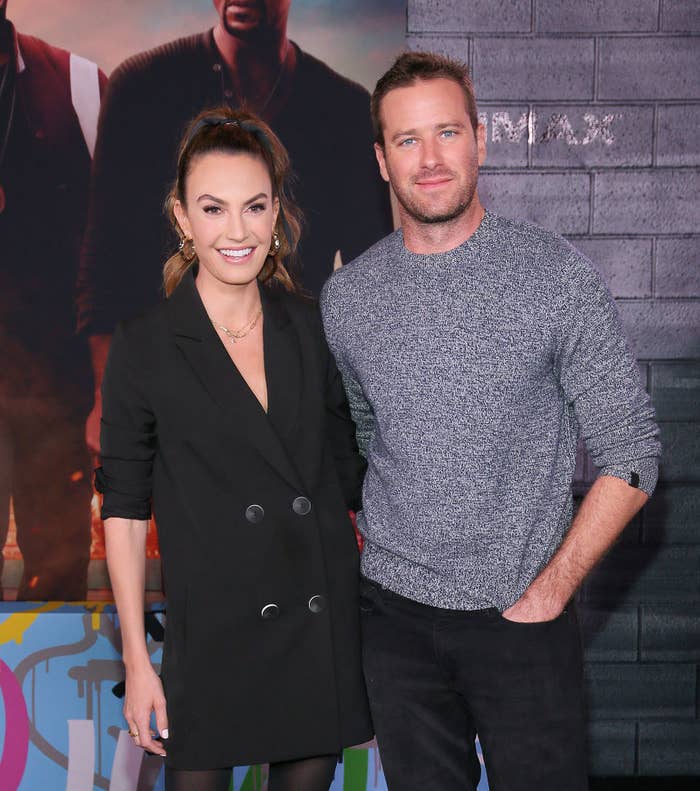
[97,271,372,769]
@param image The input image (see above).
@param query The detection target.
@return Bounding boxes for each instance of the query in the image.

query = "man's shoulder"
[295,45,370,105]
[110,31,209,85]
[485,213,598,282]
[325,230,401,293]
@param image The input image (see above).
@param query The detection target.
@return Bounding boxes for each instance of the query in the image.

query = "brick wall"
[407,0,699,777]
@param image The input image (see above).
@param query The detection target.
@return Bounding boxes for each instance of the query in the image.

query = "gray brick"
[585,663,697,718]
[656,238,700,298]
[569,238,652,298]
[583,545,700,604]
[537,0,659,32]
[479,106,530,169]
[658,105,700,167]
[474,38,595,101]
[643,484,700,543]
[405,36,469,63]
[651,361,700,421]
[599,37,700,100]
[579,605,638,661]
[641,605,700,661]
[638,722,700,775]
[479,172,590,233]
[661,0,700,31]
[531,104,653,168]
[617,300,700,360]
[594,170,700,234]
[658,421,700,482]
[587,720,637,776]
[408,0,531,33]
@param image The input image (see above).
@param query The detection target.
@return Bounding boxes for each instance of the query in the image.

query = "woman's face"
[174,151,279,291]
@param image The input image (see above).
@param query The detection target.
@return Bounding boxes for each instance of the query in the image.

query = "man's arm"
[505,249,660,622]
[504,475,647,621]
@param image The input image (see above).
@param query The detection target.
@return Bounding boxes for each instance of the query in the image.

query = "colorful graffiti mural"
[0,603,490,789]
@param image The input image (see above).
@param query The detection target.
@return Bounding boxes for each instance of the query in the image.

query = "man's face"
[375,78,486,226]
[213,0,291,38]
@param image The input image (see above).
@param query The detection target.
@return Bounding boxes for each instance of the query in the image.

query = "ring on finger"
[128,728,139,738]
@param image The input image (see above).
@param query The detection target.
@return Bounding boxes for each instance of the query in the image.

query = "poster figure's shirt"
[78,31,393,335]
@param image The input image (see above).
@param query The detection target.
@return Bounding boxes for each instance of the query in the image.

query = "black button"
[308,595,326,614]
[213,63,222,72]
[292,496,312,515]
[245,504,264,523]
[261,603,279,619]
[223,89,233,99]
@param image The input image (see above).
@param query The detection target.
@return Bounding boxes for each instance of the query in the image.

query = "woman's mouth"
[218,247,255,263]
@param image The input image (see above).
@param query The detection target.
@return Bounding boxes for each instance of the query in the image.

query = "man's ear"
[476,122,487,167]
[374,143,390,184]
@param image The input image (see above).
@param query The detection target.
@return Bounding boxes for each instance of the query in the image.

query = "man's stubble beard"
[391,167,480,227]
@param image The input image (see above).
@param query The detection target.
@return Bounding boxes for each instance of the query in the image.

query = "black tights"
[164,754,337,791]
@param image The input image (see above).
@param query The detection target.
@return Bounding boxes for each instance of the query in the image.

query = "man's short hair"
[371,51,479,147]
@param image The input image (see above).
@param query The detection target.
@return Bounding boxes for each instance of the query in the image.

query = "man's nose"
[419,137,441,169]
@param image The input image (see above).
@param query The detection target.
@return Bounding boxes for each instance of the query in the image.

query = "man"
[0,0,106,599]
[321,52,661,791]
[78,0,392,453]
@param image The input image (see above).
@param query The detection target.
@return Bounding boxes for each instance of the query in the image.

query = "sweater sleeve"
[320,276,376,460]
[96,323,156,519]
[554,253,661,496]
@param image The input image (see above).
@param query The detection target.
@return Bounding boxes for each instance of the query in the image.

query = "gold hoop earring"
[179,236,196,263]
[269,231,281,256]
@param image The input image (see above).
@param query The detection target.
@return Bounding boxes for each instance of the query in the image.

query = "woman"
[97,107,371,791]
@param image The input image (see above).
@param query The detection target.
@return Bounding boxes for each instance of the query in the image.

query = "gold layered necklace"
[212,305,263,344]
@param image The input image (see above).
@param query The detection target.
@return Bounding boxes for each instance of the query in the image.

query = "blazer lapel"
[166,272,304,492]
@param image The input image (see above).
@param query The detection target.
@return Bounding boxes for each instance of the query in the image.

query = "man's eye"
[203,205,221,214]
[441,129,457,138]
[398,138,416,147]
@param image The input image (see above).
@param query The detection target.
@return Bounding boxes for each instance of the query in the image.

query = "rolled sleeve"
[555,255,661,497]
[98,324,156,519]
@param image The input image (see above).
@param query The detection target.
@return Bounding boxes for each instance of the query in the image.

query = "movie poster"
[0,0,405,600]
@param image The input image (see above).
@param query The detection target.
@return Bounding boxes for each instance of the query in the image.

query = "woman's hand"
[124,662,168,756]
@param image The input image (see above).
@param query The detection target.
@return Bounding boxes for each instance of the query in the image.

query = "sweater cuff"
[598,457,659,497]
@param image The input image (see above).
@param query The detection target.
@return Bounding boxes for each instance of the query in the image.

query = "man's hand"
[501,583,566,623]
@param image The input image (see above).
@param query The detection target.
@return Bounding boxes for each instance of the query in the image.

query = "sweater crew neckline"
[398,210,494,264]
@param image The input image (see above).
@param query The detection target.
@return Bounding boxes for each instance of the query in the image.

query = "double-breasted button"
[245,504,265,524]
[308,595,326,614]
[261,603,279,619]
[292,496,312,516]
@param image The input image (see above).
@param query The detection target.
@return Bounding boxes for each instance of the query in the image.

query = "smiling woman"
[96,106,371,790]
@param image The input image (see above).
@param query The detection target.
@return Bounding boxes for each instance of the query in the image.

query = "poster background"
[1,0,405,596]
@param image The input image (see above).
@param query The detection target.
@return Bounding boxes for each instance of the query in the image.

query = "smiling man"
[321,52,661,791]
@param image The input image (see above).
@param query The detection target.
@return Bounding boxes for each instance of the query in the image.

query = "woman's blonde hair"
[163,107,303,297]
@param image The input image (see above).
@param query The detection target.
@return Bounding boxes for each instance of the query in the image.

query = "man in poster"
[78,0,392,453]
[0,0,106,599]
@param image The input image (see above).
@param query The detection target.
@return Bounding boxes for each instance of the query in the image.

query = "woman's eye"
[203,205,221,214]
[248,203,267,213]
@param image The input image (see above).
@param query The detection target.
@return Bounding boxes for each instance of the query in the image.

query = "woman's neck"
[195,274,262,327]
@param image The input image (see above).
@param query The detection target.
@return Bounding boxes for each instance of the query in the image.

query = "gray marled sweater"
[320,212,661,611]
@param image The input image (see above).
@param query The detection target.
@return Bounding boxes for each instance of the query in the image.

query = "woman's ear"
[173,200,191,240]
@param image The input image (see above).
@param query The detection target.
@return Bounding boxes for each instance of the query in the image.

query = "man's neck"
[400,198,486,255]
[212,25,291,104]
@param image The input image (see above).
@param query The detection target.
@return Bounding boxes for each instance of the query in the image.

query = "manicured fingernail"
[161,729,169,739]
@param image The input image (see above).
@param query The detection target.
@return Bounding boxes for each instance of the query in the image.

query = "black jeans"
[360,577,588,791]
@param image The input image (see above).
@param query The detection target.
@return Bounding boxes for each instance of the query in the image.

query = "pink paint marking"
[0,659,30,790]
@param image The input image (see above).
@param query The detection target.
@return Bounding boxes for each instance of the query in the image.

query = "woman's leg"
[164,767,231,791]
[268,754,338,791]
